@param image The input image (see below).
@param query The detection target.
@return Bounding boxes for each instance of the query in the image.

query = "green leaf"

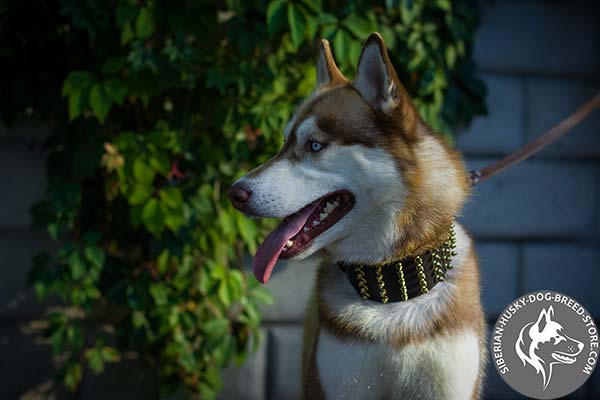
[89,83,112,123]
[333,29,351,65]
[62,71,94,96]
[64,362,83,390]
[133,158,155,184]
[67,88,87,121]
[343,14,374,38]
[203,318,229,338]
[149,153,170,174]
[69,252,86,280]
[121,22,134,45]
[115,4,137,27]
[135,7,155,39]
[305,10,318,40]
[435,0,452,12]
[287,3,307,50]
[157,249,170,274]
[142,198,164,237]
[132,310,149,328]
[159,187,182,209]
[266,0,286,37]
[149,283,169,306]
[84,246,105,268]
[235,213,257,253]
[86,348,105,373]
[252,287,274,305]
[164,211,183,233]
[63,71,94,120]
[218,279,232,307]
[104,78,127,106]
[128,184,152,205]
[218,210,235,238]
[100,57,127,74]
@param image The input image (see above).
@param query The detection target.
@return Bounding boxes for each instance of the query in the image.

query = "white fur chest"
[316,328,480,400]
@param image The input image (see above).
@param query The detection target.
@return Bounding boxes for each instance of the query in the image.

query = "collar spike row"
[339,226,457,303]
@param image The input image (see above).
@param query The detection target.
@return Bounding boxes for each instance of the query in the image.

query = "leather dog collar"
[338,226,457,303]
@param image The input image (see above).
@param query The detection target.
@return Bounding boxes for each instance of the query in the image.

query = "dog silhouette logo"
[515,306,584,390]
[491,291,598,399]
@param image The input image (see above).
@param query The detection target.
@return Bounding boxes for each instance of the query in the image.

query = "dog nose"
[227,183,252,210]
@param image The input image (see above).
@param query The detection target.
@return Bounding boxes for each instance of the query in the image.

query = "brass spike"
[356,264,369,300]
[415,255,429,294]
[396,262,409,301]
[375,266,389,303]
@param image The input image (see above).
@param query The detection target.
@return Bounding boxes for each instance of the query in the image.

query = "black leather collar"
[337,226,457,303]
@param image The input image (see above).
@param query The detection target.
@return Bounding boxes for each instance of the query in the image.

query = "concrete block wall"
[0,1,598,399]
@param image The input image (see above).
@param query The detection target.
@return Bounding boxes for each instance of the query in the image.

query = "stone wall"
[0,1,598,399]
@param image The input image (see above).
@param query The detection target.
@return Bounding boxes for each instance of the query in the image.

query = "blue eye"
[308,139,323,153]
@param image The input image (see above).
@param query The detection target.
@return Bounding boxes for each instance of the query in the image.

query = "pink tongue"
[253,203,319,284]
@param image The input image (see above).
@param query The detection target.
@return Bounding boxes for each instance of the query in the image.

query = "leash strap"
[468,93,600,186]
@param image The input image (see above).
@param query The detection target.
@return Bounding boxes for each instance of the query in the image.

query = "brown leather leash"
[468,93,600,186]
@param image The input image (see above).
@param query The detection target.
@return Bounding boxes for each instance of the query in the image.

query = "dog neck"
[337,225,457,303]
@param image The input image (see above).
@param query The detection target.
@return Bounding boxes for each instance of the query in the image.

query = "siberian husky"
[227,33,486,399]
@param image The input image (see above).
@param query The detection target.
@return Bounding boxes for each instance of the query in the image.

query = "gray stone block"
[457,75,523,155]
[522,244,600,318]
[0,120,52,147]
[474,0,600,76]
[219,329,268,400]
[593,364,600,399]
[477,242,520,318]
[267,325,303,400]
[0,288,54,321]
[260,256,320,323]
[0,146,47,229]
[460,159,599,238]
[0,321,54,399]
[0,230,54,308]
[525,77,600,157]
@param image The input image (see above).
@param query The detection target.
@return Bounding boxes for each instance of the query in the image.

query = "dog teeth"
[323,202,336,213]
[319,213,328,221]
[286,240,293,247]
[303,227,309,233]
[313,220,320,226]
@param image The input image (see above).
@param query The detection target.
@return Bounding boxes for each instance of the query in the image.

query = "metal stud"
[355,264,369,300]
[396,262,409,301]
[375,266,389,303]
[415,255,429,294]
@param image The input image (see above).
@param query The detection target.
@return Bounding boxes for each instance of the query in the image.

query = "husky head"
[515,306,584,390]
[227,33,470,283]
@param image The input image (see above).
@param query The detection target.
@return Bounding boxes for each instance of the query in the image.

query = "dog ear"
[535,307,551,333]
[354,33,403,115]
[316,39,347,88]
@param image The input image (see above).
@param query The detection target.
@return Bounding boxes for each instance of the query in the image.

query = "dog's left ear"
[354,33,403,115]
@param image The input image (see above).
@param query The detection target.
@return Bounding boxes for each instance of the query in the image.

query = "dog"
[515,306,584,390]
[227,33,486,399]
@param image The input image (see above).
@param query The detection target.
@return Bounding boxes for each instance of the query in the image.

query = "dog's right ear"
[316,39,347,88]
